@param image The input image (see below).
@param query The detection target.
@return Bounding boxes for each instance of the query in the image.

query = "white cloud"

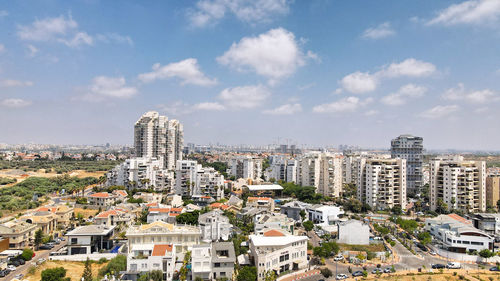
[138,58,216,86]
[26,44,39,57]
[420,105,459,119]
[96,33,134,46]
[17,15,78,41]
[84,76,138,101]
[362,22,396,39]
[381,84,427,106]
[263,103,302,115]
[58,32,93,47]
[340,58,436,94]
[218,85,270,109]
[340,72,378,94]
[194,102,226,111]
[1,98,32,108]
[0,10,8,18]
[427,0,500,26]
[442,83,499,104]
[217,28,313,81]
[312,96,372,113]
[0,79,33,87]
[380,58,437,78]
[188,0,291,27]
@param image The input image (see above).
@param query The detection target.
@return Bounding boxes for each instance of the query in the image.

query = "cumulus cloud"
[340,72,378,94]
[427,0,500,26]
[263,103,302,115]
[58,31,93,47]
[26,44,38,57]
[339,58,436,94]
[217,28,314,82]
[138,58,216,86]
[381,84,427,106]
[83,76,138,101]
[0,79,33,88]
[442,83,499,104]
[362,22,396,39]
[218,85,270,109]
[419,105,459,119]
[1,98,32,108]
[193,102,226,111]
[312,96,372,113]
[188,0,291,27]
[96,33,134,46]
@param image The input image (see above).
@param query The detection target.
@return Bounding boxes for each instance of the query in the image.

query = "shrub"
[320,268,332,278]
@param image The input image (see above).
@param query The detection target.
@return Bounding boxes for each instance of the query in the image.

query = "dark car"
[352,271,364,277]
[39,244,53,250]
[0,270,5,278]
[490,266,500,271]
[7,260,20,267]
[431,264,446,269]
[416,243,428,252]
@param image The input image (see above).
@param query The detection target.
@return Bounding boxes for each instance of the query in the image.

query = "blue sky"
[1,0,500,150]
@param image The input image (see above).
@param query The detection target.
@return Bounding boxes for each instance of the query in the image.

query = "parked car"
[429,251,437,256]
[384,267,393,273]
[447,262,461,269]
[431,264,446,269]
[14,274,24,279]
[490,266,500,271]
[352,271,364,277]
[39,245,53,250]
[336,274,348,280]
[0,270,5,278]
[333,255,344,261]
[371,268,382,274]
[7,265,16,271]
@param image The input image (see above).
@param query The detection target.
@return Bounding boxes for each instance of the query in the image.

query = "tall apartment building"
[486,175,500,207]
[229,156,263,180]
[134,111,183,170]
[390,135,423,193]
[175,160,225,200]
[265,157,298,183]
[297,152,343,198]
[430,156,486,213]
[357,158,407,210]
[342,152,391,185]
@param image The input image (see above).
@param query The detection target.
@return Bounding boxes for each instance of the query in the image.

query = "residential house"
[147,208,183,224]
[306,205,344,227]
[198,209,233,242]
[65,225,116,255]
[247,197,275,212]
[94,209,135,227]
[254,213,295,235]
[280,201,312,222]
[191,242,236,281]
[126,244,177,281]
[0,220,37,249]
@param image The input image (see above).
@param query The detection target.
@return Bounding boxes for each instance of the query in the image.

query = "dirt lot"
[74,207,99,218]
[24,260,108,281]
[0,169,106,187]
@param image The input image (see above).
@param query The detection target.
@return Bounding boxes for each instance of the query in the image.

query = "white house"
[306,205,344,227]
[65,225,116,255]
[126,244,177,281]
[198,209,233,242]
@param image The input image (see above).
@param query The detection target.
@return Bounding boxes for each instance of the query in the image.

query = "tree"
[299,210,306,221]
[98,255,127,278]
[34,229,44,250]
[237,266,257,281]
[176,210,200,225]
[320,268,332,278]
[41,267,70,281]
[391,205,403,215]
[82,257,93,281]
[150,270,163,281]
[264,270,277,281]
[436,198,448,214]
[417,231,432,245]
[479,249,495,262]
[21,248,34,261]
[303,220,314,232]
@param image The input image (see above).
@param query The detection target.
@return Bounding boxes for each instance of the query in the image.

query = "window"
[71,238,78,244]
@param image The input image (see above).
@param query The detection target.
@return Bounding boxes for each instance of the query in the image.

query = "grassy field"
[25,260,108,281]
[0,169,106,188]
[74,207,99,218]
[338,243,386,252]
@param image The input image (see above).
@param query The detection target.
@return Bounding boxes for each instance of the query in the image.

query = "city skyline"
[1,1,500,150]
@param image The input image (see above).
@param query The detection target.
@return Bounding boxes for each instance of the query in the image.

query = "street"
[4,241,67,281]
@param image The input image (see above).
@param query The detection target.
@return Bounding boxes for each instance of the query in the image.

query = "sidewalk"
[279,269,321,281]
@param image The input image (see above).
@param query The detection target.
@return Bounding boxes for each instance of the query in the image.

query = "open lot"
[0,169,106,188]
[24,260,108,281]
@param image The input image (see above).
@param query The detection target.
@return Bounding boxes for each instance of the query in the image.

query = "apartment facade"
[126,244,176,281]
[297,152,343,198]
[357,158,407,210]
[198,209,233,242]
[175,160,225,200]
[0,220,37,249]
[486,175,500,208]
[229,156,263,180]
[391,135,424,193]
[134,111,183,171]
[430,156,486,213]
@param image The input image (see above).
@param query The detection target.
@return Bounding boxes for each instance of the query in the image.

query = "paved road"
[4,241,67,281]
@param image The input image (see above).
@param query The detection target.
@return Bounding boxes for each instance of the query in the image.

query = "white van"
[447,262,461,269]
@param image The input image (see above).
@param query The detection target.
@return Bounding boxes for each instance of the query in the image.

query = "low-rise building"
[198,209,233,242]
[425,214,494,253]
[247,197,275,212]
[20,211,58,235]
[0,220,37,249]
[471,213,500,237]
[147,208,183,224]
[94,209,135,227]
[191,242,237,281]
[280,201,312,222]
[337,220,370,245]
[126,221,201,254]
[254,213,295,235]
[249,230,308,281]
[306,205,344,227]
[65,225,116,255]
[126,244,176,281]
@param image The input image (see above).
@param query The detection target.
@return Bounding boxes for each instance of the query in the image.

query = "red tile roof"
[264,229,285,237]
[248,197,272,201]
[448,213,472,224]
[89,192,111,198]
[96,210,120,218]
[149,208,171,213]
[152,244,173,256]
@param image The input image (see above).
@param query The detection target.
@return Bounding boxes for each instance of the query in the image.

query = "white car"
[333,255,344,261]
[447,262,461,269]
[336,274,348,280]
[429,251,437,256]
[7,265,16,271]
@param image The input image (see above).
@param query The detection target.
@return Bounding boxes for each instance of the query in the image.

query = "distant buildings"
[249,230,308,281]
[430,155,486,213]
[175,160,225,200]
[134,111,183,171]
[391,135,423,193]
[229,156,263,180]
[486,175,500,208]
[357,158,407,210]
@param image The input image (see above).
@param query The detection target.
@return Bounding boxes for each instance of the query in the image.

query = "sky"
[1,0,500,150]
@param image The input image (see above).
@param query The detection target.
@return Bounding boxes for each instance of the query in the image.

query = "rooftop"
[66,225,116,236]
[245,184,283,191]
